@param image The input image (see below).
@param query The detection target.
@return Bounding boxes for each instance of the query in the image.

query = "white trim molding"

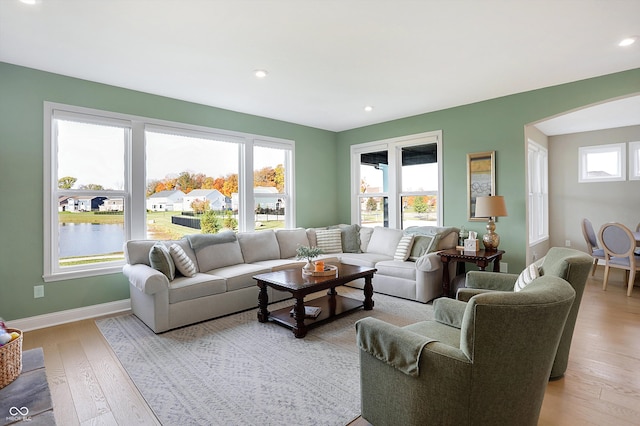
[6,299,131,332]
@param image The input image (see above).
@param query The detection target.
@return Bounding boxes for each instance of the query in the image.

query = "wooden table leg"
[292,296,307,338]
[493,256,502,272]
[257,281,269,322]
[363,274,374,310]
[441,258,451,298]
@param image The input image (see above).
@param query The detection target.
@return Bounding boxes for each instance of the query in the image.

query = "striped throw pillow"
[316,229,343,254]
[514,263,539,292]
[170,243,197,278]
[394,234,415,261]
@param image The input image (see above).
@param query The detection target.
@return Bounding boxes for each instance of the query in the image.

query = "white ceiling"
[1,0,639,133]
[533,94,640,136]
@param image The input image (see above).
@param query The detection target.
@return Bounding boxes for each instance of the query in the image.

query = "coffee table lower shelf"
[268,294,363,331]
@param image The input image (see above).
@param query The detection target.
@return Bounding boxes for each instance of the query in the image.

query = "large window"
[44,103,294,281]
[351,132,442,229]
[528,140,548,245]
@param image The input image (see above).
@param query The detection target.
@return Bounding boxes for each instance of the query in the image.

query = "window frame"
[578,143,626,183]
[629,141,640,181]
[527,140,549,246]
[349,131,442,229]
[44,102,295,282]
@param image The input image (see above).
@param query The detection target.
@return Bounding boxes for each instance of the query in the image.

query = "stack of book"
[289,306,322,318]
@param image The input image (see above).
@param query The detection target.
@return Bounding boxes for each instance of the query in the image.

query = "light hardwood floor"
[23,269,640,426]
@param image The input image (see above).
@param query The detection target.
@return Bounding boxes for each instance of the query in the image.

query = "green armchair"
[356,275,575,426]
[458,246,592,379]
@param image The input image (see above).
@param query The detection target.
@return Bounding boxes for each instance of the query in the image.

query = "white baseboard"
[6,299,131,332]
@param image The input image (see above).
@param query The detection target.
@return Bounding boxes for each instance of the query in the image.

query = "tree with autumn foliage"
[146,165,282,199]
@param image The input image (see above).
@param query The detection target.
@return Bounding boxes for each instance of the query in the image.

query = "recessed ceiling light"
[364,105,374,112]
[19,0,40,4]
[254,69,268,79]
[618,36,637,47]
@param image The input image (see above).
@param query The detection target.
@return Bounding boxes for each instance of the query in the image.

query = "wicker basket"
[0,328,23,389]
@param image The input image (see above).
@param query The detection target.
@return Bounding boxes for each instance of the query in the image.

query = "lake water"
[59,223,125,258]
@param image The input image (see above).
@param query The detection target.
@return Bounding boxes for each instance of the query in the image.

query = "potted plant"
[296,245,324,272]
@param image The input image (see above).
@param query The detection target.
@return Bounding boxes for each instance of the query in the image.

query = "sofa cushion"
[316,229,343,253]
[408,235,435,261]
[394,234,415,261]
[207,263,271,291]
[237,230,281,263]
[124,240,157,266]
[305,227,326,248]
[194,240,245,271]
[252,258,307,271]
[149,243,175,281]
[404,226,459,253]
[275,228,310,258]
[169,243,197,277]
[514,264,540,292]
[330,224,361,253]
[375,260,417,281]
[340,252,391,268]
[366,227,404,257]
[359,227,374,252]
[168,274,227,304]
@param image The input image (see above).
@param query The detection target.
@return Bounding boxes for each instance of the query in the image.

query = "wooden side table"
[438,249,505,297]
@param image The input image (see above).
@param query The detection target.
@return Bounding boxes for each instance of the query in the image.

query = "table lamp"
[474,195,508,250]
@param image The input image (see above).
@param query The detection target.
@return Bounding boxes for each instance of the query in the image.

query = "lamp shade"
[475,195,508,218]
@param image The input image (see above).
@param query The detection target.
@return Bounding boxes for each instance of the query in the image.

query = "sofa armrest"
[433,298,467,329]
[123,263,170,295]
[465,271,518,291]
[356,317,437,377]
[414,252,442,272]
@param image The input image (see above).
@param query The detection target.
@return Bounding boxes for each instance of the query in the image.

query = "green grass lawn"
[60,210,284,241]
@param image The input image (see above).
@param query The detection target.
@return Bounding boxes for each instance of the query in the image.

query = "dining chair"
[599,222,640,297]
[581,218,605,276]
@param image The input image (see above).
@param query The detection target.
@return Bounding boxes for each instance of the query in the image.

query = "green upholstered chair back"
[459,275,575,424]
[536,246,593,378]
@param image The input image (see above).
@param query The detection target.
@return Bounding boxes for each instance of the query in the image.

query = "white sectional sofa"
[123,225,458,333]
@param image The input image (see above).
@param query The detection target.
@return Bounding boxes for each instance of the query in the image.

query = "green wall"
[0,62,337,321]
[336,68,640,273]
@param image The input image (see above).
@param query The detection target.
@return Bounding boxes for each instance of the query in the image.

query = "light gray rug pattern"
[97,289,434,426]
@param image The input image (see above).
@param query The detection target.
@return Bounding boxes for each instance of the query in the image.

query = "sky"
[56,121,285,190]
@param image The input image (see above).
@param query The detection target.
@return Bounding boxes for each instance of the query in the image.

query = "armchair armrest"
[433,298,467,329]
[456,288,494,302]
[465,271,518,291]
[356,317,437,377]
[414,252,442,272]
[123,263,170,295]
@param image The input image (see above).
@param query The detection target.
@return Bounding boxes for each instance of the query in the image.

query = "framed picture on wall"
[467,151,495,221]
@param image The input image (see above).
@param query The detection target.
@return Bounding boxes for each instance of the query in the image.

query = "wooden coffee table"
[254,264,376,338]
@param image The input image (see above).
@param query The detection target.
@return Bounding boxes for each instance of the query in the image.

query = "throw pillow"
[169,243,197,277]
[514,263,540,292]
[149,243,175,281]
[408,235,435,261]
[330,224,361,253]
[315,228,343,253]
[394,234,415,261]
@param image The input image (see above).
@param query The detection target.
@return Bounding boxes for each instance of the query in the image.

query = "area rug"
[0,348,55,426]
[96,289,434,426]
